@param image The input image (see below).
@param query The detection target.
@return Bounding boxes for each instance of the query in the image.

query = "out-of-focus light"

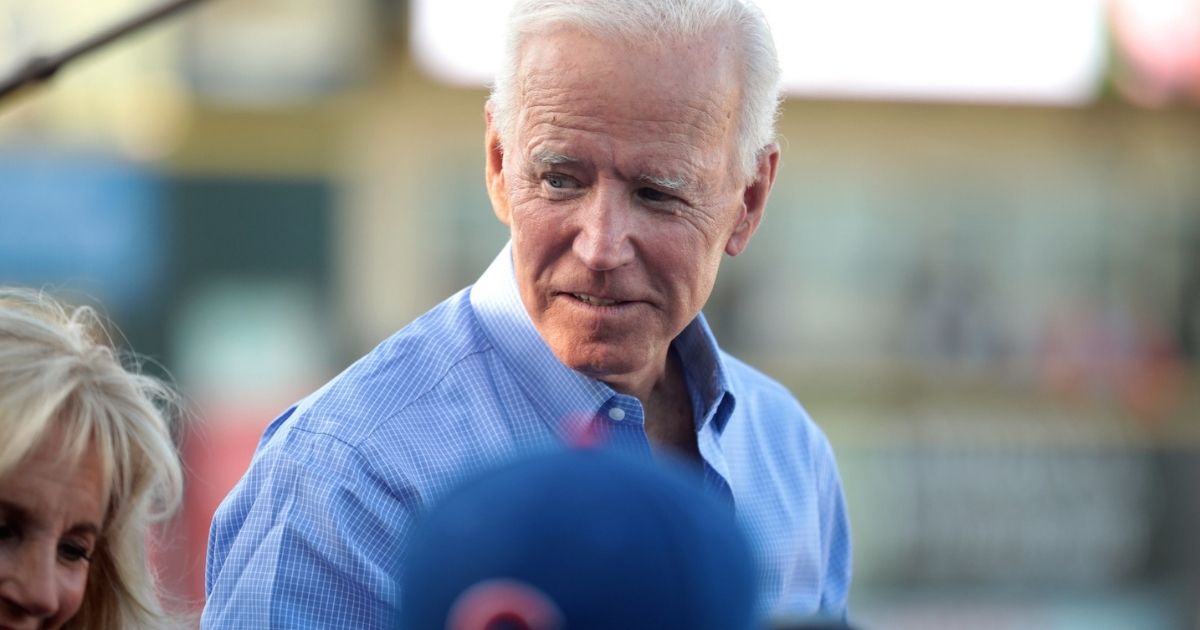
[410,0,511,89]
[0,154,166,313]
[0,0,192,159]
[1110,0,1200,107]
[184,0,373,106]
[108,76,191,161]
[764,0,1106,104]
[410,0,1107,105]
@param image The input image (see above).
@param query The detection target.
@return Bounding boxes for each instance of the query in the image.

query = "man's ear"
[725,144,779,256]
[484,101,512,226]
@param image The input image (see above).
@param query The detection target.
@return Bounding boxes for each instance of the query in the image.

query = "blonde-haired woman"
[0,288,184,629]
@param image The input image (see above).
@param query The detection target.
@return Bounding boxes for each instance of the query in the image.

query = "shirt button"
[607,407,626,421]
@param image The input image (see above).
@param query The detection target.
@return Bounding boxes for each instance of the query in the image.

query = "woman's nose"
[0,544,60,620]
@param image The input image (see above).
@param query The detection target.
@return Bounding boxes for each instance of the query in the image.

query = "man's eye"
[0,523,15,541]
[637,187,673,203]
[544,174,575,189]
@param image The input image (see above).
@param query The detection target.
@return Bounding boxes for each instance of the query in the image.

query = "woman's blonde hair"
[0,288,184,629]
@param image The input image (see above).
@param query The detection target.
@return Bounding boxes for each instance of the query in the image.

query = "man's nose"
[0,545,59,620]
[572,184,634,271]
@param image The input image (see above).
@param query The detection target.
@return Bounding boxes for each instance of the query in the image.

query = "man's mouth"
[569,292,620,307]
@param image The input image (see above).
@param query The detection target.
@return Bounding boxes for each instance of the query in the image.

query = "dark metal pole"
[0,0,210,102]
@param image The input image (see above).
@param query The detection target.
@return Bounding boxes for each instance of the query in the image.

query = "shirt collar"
[673,311,737,435]
[470,243,614,440]
[470,242,737,438]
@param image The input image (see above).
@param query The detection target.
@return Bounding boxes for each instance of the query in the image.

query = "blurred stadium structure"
[1,0,1198,628]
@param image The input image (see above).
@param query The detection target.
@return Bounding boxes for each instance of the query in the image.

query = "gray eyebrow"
[531,150,692,192]
[532,150,579,165]
[638,173,690,192]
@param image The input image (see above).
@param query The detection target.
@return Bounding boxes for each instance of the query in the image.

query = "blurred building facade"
[0,1,1198,628]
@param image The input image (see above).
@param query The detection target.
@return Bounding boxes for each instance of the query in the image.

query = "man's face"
[486,27,776,393]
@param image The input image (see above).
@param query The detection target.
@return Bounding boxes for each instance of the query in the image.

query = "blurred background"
[0,0,1197,627]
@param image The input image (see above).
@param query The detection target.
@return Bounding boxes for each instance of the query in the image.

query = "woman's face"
[0,439,105,630]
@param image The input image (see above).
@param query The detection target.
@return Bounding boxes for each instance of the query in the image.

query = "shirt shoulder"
[287,287,497,448]
[716,352,851,619]
[720,352,800,406]
[203,418,412,627]
[721,352,815,424]
[719,351,839,472]
[249,284,537,503]
[204,288,505,624]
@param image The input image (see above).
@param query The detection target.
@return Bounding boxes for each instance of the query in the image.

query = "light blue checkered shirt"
[202,243,851,628]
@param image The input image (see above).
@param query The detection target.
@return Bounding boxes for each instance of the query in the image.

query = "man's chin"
[552,343,652,387]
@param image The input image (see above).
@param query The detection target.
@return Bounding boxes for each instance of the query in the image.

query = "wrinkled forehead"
[512,25,743,148]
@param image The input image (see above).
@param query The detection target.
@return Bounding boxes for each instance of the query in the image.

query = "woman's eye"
[0,523,14,540]
[58,542,92,564]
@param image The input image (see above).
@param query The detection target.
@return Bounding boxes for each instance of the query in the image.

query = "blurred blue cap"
[399,446,760,630]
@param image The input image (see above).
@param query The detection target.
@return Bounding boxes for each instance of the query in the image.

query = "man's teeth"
[572,293,618,306]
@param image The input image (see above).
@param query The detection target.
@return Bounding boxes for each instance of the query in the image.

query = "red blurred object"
[161,404,279,608]
[1110,0,1200,106]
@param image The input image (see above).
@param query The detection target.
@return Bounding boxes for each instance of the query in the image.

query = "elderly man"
[202,0,851,627]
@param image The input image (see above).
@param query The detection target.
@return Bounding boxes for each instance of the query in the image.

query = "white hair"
[489,0,781,180]
[0,288,184,629]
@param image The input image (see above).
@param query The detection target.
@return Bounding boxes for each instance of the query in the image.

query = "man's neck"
[642,349,700,460]
[595,347,700,460]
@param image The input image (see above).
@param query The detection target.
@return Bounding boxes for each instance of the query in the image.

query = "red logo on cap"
[447,579,565,630]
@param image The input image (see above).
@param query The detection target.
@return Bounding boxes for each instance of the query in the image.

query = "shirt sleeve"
[202,425,416,629]
[815,431,853,619]
[767,420,853,622]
